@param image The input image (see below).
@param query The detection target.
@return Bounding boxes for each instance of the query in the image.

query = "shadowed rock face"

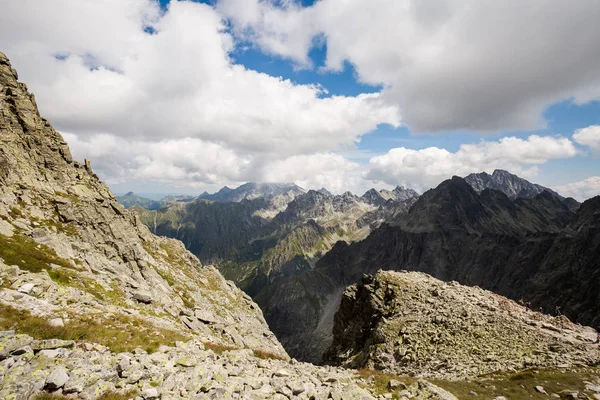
[323,271,600,378]
[316,177,600,336]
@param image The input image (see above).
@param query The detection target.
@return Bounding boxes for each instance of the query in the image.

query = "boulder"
[45,367,69,390]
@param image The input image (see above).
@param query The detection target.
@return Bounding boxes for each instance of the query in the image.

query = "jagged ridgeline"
[130,185,419,361]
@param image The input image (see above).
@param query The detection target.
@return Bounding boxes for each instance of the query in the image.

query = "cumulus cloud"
[573,125,600,154]
[219,0,600,132]
[364,135,578,191]
[0,0,399,191]
[63,132,367,194]
[555,177,600,201]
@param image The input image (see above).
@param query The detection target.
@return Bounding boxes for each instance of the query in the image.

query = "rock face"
[324,271,600,378]
[0,51,284,360]
[464,169,565,200]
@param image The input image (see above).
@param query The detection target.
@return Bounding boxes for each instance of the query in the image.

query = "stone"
[48,318,65,328]
[535,386,548,395]
[45,367,69,390]
[176,356,197,367]
[39,349,61,359]
[0,219,14,237]
[142,387,159,399]
[133,290,153,304]
[274,369,291,377]
[17,283,35,293]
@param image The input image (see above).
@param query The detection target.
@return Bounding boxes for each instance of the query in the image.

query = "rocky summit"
[324,271,600,379]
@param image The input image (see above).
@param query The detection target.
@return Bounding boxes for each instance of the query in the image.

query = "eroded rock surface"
[324,271,600,379]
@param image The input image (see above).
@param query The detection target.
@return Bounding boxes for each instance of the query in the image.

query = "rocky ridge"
[464,169,565,200]
[324,271,600,379]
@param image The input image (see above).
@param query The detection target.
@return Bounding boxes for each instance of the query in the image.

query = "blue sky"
[2,0,600,199]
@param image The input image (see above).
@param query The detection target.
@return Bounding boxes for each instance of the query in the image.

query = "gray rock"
[17,283,35,293]
[48,318,65,328]
[133,290,153,304]
[45,367,69,390]
[535,385,548,395]
[142,387,159,399]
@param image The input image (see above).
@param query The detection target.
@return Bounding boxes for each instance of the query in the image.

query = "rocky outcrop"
[324,271,600,379]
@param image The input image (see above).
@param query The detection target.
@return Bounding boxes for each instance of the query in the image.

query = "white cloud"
[364,135,578,191]
[555,177,600,201]
[219,0,600,133]
[263,153,361,194]
[63,132,368,194]
[573,125,600,154]
[0,0,399,181]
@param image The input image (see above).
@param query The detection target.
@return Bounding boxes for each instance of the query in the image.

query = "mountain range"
[3,50,600,400]
[122,169,599,364]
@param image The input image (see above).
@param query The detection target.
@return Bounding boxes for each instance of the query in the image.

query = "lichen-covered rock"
[324,270,600,379]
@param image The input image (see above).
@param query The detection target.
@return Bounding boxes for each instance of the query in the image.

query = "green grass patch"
[431,368,599,399]
[252,349,287,361]
[0,233,73,273]
[204,342,238,355]
[357,369,416,397]
[0,303,188,353]
[34,389,138,400]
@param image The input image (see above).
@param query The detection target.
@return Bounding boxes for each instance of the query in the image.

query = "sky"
[1,0,600,200]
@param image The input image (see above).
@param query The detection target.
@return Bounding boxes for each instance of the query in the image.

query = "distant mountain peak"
[198,182,305,203]
[361,186,419,206]
[464,170,563,200]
